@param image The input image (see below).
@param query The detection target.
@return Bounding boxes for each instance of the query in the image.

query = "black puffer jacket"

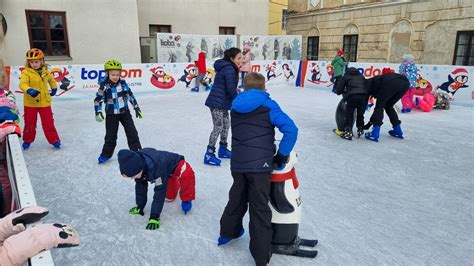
[335,67,368,100]
[367,73,409,98]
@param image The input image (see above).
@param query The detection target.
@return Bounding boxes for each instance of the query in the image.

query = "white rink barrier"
[6,60,473,106]
[6,134,54,266]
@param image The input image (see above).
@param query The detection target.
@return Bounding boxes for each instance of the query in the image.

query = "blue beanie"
[118,150,144,177]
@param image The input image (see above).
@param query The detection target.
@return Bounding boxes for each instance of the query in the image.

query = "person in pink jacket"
[399,54,418,113]
[239,44,252,88]
[414,92,436,112]
[0,206,80,266]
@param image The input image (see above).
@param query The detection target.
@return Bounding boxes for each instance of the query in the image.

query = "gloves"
[26,89,40,97]
[95,112,104,122]
[129,207,144,216]
[135,107,143,119]
[11,206,49,226]
[146,219,160,230]
[181,201,192,215]
[273,152,289,170]
[50,89,57,96]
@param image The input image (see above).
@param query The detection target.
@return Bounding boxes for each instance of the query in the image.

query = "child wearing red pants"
[19,48,61,150]
[118,148,196,230]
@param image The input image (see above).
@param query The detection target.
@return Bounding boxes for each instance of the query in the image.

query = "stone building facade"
[286,0,473,65]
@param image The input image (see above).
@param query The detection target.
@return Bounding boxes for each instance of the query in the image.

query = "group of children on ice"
[10,46,452,265]
[332,50,451,141]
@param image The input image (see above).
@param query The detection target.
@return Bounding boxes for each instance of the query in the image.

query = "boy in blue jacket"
[118,148,196,230]
[218,72,298,266]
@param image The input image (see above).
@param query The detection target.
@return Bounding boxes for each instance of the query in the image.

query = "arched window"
[343,24,359,62]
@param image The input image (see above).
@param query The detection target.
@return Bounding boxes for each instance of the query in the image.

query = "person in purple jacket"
[204,47,242,166]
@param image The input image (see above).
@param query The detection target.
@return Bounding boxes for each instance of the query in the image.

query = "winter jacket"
[240,52,252,72]
[19,66,57,108]
[94,77,139,115]
[415,93,436,112]
[231,89,298,173]
[195,52,207,74]
[136,148,184,218]
[399,61,418,88]
[335,67,368,100]
[331,55,346,78]
[368,73,409,99]
[205,59,239,110]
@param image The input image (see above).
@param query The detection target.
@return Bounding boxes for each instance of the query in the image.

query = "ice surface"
[18,84,473,265]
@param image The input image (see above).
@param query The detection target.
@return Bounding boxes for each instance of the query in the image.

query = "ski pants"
[101,113,141,158]
[401,87,415,109]
[370,79,409,126]
[208,108,230,148]
[23,106,60,144]
[220,172,273,266]
[165,160,196,202]
[345,94,367,131]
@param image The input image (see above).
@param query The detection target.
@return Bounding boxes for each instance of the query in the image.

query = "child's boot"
[218,228,245,246]
[22,142,31,150]
[357,127,364,138]
[181,201,192,215]
[204,146,221,166]
[218,142,232,158]
[191,87,199,92]
[340,130,353,141]
[98,155,110,164]
[388,124,404,139]
[52,141,61,149]
[365,126,380,142]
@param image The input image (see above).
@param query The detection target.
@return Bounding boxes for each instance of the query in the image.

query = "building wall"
[137,0,268,37]
[0,0,141,66]
[287,0,473,65]
[269,0,288,35]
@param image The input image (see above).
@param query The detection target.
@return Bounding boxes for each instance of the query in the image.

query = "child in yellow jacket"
[19,48,61,150]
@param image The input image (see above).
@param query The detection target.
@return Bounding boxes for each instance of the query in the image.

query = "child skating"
[94,60,143,164]
[118,148,196,230]
[19,48,61,150]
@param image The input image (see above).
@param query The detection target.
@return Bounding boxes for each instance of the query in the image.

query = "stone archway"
[388,19,413,63]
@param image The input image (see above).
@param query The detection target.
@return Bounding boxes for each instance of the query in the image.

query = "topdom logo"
[81,68,143,81]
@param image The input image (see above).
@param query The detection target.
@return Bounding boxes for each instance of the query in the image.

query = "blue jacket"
[94,77,139,115]
[230,89,298,173]
[135,148,184,219]
[205,59,238,110]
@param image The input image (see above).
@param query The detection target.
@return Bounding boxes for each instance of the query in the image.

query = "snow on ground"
[18,84,473,265]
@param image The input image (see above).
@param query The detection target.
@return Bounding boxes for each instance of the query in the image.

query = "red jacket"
[195,52,206,74]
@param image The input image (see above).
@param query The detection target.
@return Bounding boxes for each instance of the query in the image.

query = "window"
[25,10,69,57]
[307,36,319,60]
[149,24,171,36]
[219,27,235,35]
[453,31,474,66]
[343,34,358,62]
[282,9,288,30]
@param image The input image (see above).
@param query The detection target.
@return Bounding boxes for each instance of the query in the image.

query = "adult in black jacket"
[335,67,368,140]
[365,72,410,142]
[204,48,242,166]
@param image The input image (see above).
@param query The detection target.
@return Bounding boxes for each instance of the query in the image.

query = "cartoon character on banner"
[50,67,75,96]
[262,44,269,60]
[307,62,328,85]
[179,64,197,88]
[414,74,433,96]
[438,68,469,97]
[282,64,294,81]
[212,44,224,59]
[326,64,334,87]
[202,68,215,91]
[150,66,176,89]
[186,42,194,63]
[265,61,281,81]
[168,51,177,63]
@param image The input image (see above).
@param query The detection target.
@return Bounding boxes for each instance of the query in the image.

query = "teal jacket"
[331,55,346,78]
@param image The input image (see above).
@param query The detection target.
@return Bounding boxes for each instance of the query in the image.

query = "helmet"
[104,60,122,71]
[26,48,44,60]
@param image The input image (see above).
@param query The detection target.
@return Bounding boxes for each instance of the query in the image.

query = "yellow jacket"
[19,66,57,107]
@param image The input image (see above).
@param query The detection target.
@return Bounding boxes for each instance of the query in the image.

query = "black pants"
[345,94,367,131]
[370,80,409,126]
[101,113,141,157]
[220,172,273,265]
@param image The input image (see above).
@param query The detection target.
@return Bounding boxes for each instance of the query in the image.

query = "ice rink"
[19,84,473,265]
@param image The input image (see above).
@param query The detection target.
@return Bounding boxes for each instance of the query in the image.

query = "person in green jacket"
[331,49,347,93]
